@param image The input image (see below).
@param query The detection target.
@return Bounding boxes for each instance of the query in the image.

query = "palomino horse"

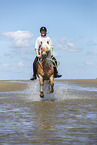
[37,42,54,98]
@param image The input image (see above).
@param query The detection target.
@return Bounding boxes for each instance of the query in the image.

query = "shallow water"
[0,80,97,145]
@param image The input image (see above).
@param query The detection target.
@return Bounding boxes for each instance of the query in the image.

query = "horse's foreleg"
[50,75,54,93]
[39,75,44,98]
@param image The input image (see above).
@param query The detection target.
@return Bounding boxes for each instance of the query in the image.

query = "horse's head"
[41,42,51,60]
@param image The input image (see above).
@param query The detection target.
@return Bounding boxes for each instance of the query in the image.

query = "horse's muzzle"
[42,53,47,60]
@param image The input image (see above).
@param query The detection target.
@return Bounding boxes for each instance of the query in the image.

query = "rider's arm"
[51,48,53,56]
[35,37,41,58]
[49,38,53,56]
[36,50,40,58]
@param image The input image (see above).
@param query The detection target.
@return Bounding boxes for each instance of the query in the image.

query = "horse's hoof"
[50,90,54,93]
[40,94,44,98]
[50,86,54,93]
[50,89,54,93]
[40,92,44,98]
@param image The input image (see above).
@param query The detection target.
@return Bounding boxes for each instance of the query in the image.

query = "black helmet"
[40,26,47,33]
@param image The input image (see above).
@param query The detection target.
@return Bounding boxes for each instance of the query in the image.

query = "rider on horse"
[30,26,62,80]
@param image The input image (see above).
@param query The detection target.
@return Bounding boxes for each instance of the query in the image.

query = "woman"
[30,26,62,80]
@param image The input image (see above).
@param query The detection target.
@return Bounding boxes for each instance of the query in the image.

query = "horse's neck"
[42,53,52,69]
[47,51,51,58]
[42,59,51,70]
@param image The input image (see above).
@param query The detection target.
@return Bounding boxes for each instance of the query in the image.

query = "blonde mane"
[41,42,51,52]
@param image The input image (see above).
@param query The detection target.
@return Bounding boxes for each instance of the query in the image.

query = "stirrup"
[30,75,37,80]
[54,74,62,78]
[57,74,62,78]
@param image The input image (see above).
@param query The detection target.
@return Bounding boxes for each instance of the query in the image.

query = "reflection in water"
[0,80,97,144]
[33,102,58,144]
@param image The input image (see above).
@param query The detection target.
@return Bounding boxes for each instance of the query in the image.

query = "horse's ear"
[47,41,49,44]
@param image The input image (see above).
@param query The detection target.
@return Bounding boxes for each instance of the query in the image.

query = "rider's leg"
[30,56,38,80]
[51,56,62,78]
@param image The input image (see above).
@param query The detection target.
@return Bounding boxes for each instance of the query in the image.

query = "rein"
[46,58,60,67]
[38,57,60,69]
[38,58,43,69]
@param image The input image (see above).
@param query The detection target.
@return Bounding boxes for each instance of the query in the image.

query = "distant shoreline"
[56,79,97,88]
[0,82,28,92]
[0,79,97,81]
[0,79,97,92]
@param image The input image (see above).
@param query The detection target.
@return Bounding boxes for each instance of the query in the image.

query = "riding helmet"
[40,27,47,33]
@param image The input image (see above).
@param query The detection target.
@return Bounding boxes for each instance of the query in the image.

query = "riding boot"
[54,67,62,78]
[30,57,38,80]
[51,56,62,78]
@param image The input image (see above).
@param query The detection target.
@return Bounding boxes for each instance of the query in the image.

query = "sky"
[0,0,97,79]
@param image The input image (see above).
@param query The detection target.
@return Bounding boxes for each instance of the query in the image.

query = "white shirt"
[35,35,53,54]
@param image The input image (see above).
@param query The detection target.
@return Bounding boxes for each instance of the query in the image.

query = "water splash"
[23,80,69,102]
[7,80,97,102]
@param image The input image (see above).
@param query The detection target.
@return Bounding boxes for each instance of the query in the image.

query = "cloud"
[55,37,80,53]
[18,61,24,67]
[87,51,97,56]
[2,30,33,48]
[0,61,24,74]
[57,37,67,44]
[85,61,94,66]
[87,40,97,46]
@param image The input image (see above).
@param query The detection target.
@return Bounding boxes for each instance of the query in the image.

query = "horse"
[37,42,54,98]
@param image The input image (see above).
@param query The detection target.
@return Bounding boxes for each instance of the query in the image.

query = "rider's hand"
[37,54,41,58]
[51,54,53,58]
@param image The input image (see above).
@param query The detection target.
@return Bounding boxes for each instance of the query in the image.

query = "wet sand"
[58,79,97,88]
[0,79,97,144]
[0,82,28,92]
[0,79,97,92]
